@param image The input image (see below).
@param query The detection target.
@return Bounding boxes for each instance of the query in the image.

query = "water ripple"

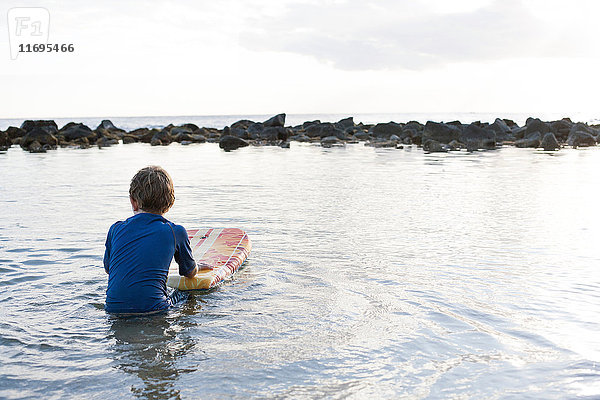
[0,144,598,398]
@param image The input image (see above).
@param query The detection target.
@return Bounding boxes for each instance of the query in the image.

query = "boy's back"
[103,166,196,314]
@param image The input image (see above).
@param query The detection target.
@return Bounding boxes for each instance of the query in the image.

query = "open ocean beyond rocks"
[0,113,599,399]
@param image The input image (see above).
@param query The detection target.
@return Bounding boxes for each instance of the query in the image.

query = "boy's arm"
[173,226,197,278]
[103,227,112,274]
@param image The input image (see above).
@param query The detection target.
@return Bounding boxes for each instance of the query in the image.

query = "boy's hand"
[197,262,213,271]
[183,262,212,278]
[184,265,197,278]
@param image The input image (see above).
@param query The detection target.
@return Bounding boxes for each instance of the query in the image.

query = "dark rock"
[0,131,10,151]
[206,129,221,139]
[151,129,172,145]
[99,131,121,142]
[289,134,310,142]
[402,124,423,144]
[567,131,596,147]
[170,126,193,136]
[122,135,137,144]
[96,120,124,133]
[460,124,496,150]
[263,113,286,127]
[354,130,370,141]
[20,127,58,150]
[489,118,514,141]
[321,136,342,147]
[515,131,542,148]
[219,135,249,151]
[513,126,527,140]
[305,123,323,138]
[422,121,461,144]
[304,122,345,139]
[191,134,207,143]
[280,141,290,149]
[403,121,424,132]
[549,119,573,141]
[28,140,45,153]
[448,140,463,150]
[423,140,448,153]
[73,137,90,147]
[162,124,175,133]
[247,123,264,136]
[569,122,596,137]
[525,118,549,136]
[402,128,418,138]
[336,117,354,131]
[541,132,560,151]
[179,123,199,131]
[21,120,58,134]
[193,127,210,136]
[59,122,81,132]
[6,126,25,140]
[128,128,150,137]
[490,118,510,132]
[97,130,123,140]
[371,122,403,139]
[321,123,346,139]
[231,120,254,130]
[172,132,194,143]
[61,123,96,142]
[302,120,320,130]
[136,129,158,143]
[365,140,397,148]
[261,126,288,141]
[97,136,119,147]
[230,127,249,139]
[337,116,354,127]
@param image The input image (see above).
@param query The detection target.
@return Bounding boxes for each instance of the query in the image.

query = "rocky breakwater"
[1,114,598,153]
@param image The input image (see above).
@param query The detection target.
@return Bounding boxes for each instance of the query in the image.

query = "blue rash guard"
[103,212,196,314]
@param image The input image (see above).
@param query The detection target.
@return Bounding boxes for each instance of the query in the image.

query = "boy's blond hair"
[129,166,175,215]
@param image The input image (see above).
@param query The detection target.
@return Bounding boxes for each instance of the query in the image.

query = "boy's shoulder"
[108,213,168,234]
[166,220,188,237]
[107,219,124,233]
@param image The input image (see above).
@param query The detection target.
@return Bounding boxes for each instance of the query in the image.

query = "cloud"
[239,0,590,70]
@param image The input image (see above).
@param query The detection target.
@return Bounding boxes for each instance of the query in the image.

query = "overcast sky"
[1,0,599,119]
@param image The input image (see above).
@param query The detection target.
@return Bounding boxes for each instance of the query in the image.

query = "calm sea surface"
[1,114,599,399]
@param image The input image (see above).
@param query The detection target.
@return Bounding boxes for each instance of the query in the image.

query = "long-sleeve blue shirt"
[103,212,196,314]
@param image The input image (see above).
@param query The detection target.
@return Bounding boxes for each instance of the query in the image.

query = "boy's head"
[129,166,175,215]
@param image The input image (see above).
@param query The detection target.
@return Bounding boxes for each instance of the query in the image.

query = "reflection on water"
[0,143,599,399]
[109,314,200,400]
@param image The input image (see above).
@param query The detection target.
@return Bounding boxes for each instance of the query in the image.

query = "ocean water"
[0,119,599,399]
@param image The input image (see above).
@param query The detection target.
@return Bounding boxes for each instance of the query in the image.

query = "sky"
[1,0,599,119]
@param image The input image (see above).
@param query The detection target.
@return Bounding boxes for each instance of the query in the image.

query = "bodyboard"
[167,228,251,290]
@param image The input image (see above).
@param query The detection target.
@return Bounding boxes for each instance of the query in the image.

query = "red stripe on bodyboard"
[192,228,213,251]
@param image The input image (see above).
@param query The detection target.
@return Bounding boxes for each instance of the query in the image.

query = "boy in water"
[103,166,197,314]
